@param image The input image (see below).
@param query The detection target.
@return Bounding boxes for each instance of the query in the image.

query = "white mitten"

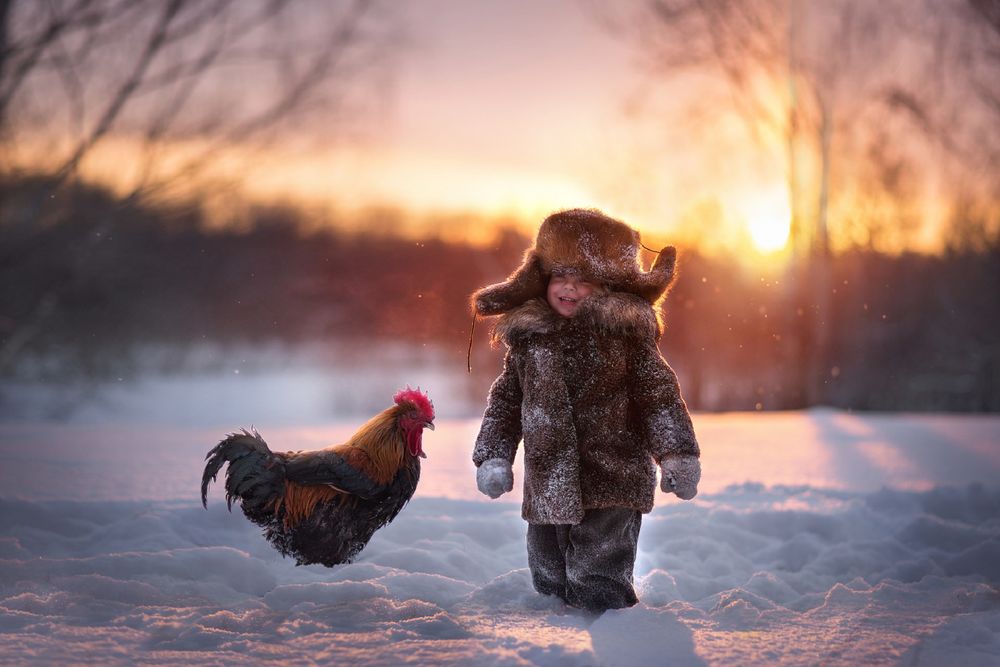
[476,458,514,499]
[660,455,701,500]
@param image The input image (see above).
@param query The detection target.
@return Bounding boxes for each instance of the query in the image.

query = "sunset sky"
[43,0,792,254]
[10,0,987,256]
[245,3,655,212]
[245,0,795,251]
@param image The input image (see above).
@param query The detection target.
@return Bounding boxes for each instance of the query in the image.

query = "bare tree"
[607,0,958,405]
[1,0,393,196]
[888,0,1000,250]
[0,0,396,370]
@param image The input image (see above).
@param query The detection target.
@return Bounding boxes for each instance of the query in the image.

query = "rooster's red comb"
[393,386,435,420]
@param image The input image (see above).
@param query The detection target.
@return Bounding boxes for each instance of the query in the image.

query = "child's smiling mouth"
[546,273,596,317]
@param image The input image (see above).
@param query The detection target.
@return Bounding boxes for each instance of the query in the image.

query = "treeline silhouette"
[2,177,997,412]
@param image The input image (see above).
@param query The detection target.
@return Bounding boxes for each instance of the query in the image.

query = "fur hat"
[473,208,677,316]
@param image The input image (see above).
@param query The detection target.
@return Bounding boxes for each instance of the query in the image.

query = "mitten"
[660,455,701,500]
[477,458,514,499]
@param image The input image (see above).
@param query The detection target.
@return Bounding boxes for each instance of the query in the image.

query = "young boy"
[471,208,700,613]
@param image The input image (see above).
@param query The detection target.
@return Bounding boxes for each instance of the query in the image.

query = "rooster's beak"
[424,421,435,431]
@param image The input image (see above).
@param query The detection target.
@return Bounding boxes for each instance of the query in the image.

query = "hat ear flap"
[472,251,546,316]
[634,245,677,304]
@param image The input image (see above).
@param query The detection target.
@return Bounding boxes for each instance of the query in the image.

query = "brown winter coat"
[472,291,700,524]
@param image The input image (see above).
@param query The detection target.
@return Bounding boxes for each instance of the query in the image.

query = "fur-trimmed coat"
[472,291,699,525]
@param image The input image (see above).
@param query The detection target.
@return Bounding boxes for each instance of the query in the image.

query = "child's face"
[547,273,596,318]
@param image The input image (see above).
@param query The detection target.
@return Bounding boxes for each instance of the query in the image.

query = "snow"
[3,410,997,503]
[1,409,999,665]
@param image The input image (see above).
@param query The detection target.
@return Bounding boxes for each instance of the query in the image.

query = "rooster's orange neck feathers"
[341,405,407,484]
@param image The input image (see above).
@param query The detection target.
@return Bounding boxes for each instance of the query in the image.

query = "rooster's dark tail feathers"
[201,429,284,519]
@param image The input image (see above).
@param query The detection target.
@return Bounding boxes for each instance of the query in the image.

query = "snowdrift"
[1,483,998,665]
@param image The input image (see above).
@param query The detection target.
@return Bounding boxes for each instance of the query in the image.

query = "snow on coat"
[472,291,699,524]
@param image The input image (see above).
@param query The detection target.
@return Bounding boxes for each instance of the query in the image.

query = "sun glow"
[739,186,793,253]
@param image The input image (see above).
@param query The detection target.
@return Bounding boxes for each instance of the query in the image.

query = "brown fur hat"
[473,208,677,316]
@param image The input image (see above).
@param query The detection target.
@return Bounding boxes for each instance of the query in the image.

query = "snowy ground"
[1,407,999,666]
[2,354,1000,666]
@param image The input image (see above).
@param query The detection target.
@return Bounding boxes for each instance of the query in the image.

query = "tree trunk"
[809,96,833,405]
[0,0,11,131]
[786,0,812,408]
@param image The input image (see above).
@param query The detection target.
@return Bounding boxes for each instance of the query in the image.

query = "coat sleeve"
[629,340,700,463]
[472,348,524,466]
[283,450,389,499]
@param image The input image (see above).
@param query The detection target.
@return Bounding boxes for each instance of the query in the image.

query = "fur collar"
[493,291,661,346]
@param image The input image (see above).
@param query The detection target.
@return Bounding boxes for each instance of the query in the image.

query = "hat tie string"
[466,311,478,374]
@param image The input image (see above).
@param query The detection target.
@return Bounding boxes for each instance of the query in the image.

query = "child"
[471,208,700,613]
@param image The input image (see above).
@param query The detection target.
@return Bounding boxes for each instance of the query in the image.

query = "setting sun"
[739,186,792,253]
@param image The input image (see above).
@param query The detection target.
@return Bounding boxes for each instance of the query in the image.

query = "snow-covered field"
[1,406,999,666]
[2,351,1000,667]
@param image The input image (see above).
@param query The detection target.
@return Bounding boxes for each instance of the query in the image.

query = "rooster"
[201,387,434,566]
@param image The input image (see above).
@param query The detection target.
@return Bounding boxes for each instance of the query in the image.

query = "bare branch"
[127,0,378,203]
[47,21,87,137]
[0,0,94,117]
[226,0,372,142]
[51,0,184,184]
[968,0,1000,35]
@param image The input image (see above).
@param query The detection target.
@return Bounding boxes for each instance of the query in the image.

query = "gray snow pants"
[526,507,641,612]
